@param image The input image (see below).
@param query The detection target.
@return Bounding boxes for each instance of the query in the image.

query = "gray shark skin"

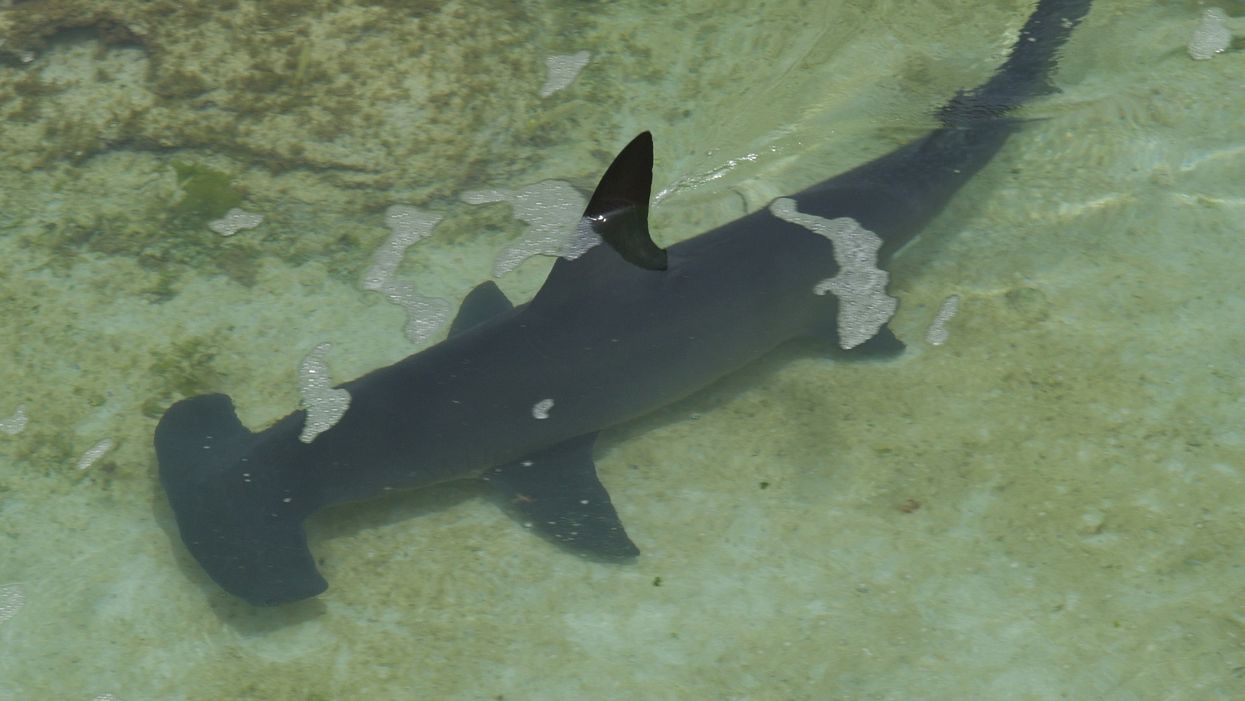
[155,0,1092,606]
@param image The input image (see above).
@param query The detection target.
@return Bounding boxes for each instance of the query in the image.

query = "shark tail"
[937,0,1092,127]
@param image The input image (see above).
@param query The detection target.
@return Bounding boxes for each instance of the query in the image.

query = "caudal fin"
[939,0,1092,127]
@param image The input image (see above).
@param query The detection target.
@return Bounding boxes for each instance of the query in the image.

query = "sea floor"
[2,0,1244,699]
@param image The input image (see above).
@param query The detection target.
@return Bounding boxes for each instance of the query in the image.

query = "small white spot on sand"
[925,294,961,346]
[0,406,27,435]
[208,207,264,236]
[539,51,591,98]
[76,438,114,470]
[1188,8,1230,60]
[0,583,24,626]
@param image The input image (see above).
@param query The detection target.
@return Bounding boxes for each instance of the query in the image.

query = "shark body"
[156,0,1092,605]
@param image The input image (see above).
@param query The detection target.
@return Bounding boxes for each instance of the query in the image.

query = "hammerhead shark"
[156,0,1092,605]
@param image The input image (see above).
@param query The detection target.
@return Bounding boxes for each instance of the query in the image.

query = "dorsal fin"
[582,131,667,271]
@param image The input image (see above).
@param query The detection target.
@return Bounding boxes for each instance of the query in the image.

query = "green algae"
[35,188,260,290]
[170,161,244,230]
[141,337,224,418]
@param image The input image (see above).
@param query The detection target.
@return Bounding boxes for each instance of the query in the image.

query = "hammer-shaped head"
[156,393,326,606]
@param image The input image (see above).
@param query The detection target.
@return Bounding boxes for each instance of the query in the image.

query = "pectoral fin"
[483,433,639,560]
[843,324,906,357]
[807,316,906,359]
[449,280,513,336]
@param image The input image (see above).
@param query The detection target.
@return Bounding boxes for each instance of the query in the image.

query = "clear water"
[1,1,1243,698]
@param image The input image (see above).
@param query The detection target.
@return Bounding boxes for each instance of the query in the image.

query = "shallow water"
[2,1,1244,699]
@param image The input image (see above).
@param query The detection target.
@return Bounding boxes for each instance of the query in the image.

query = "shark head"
[156,393,326,606]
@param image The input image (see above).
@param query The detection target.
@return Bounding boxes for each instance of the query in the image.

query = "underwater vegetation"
[169,161,245,231]
[141,337,224,419]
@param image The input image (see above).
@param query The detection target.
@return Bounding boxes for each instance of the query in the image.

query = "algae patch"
[142,337,224,418]
[170,161,245,230]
